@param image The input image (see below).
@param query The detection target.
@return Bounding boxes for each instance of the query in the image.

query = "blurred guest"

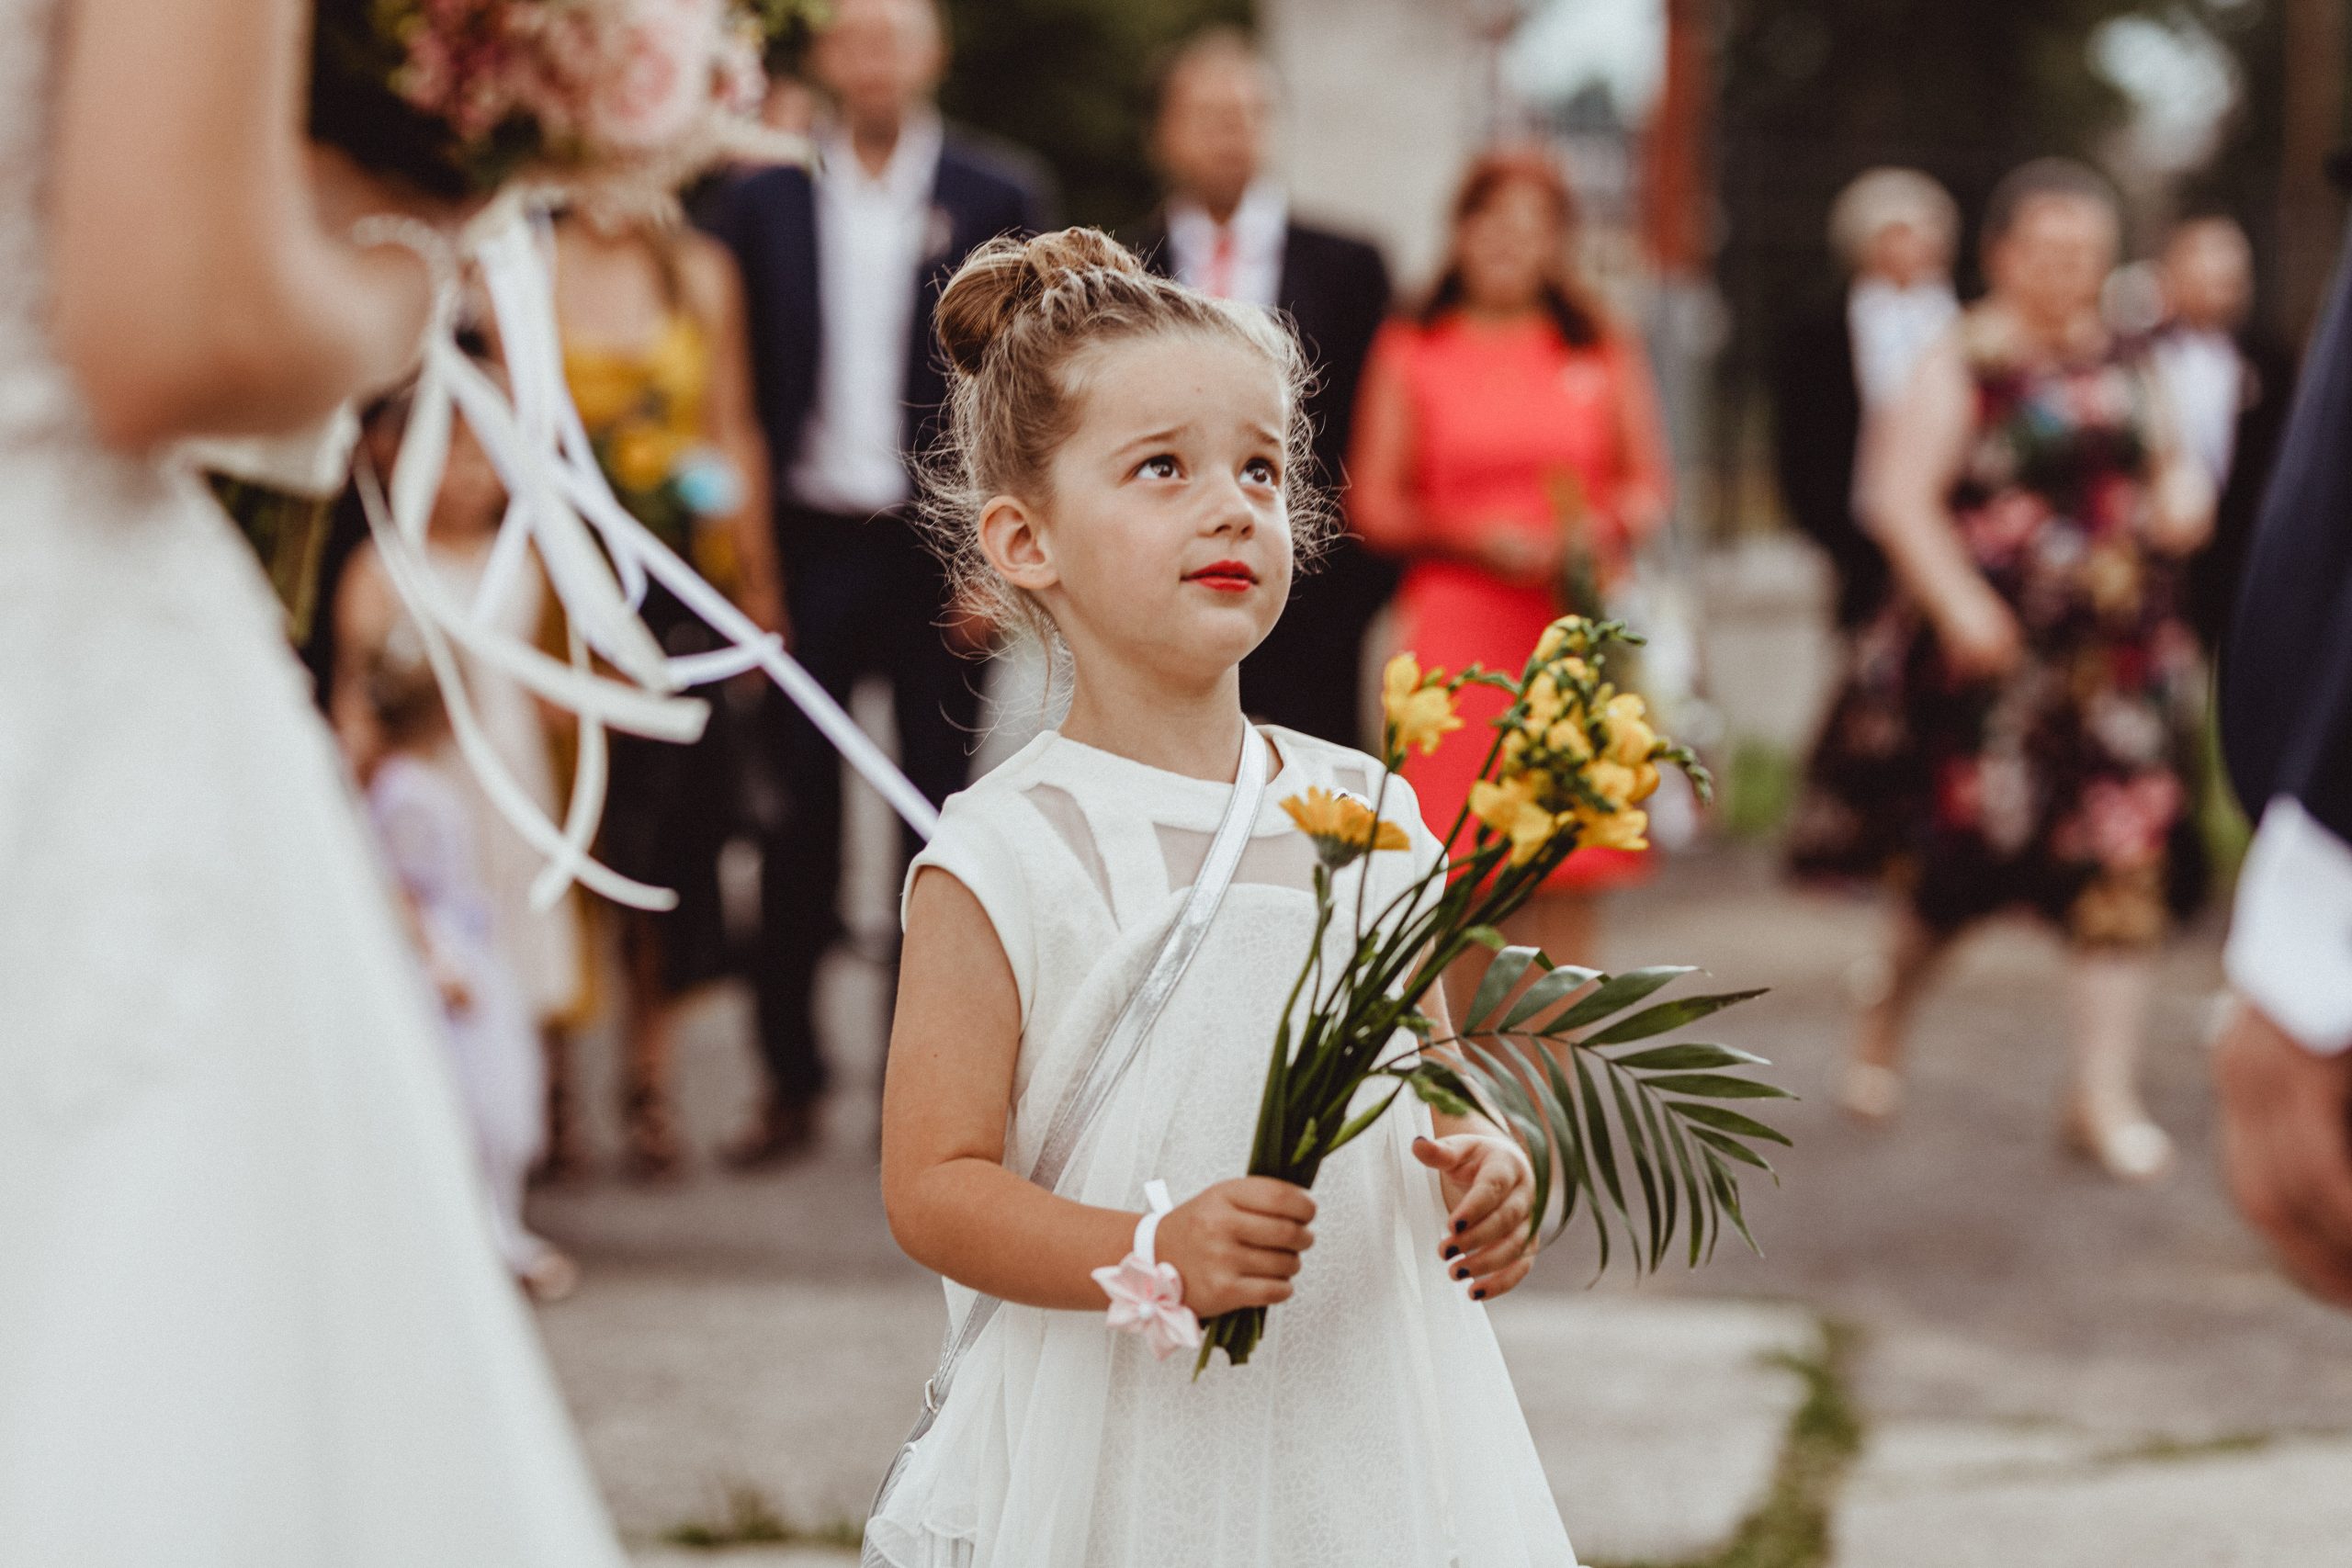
[332,405,591,1173]
[1351,149,1672,976]
[2212,217,2352,1308]
[1791,160,2214,1179]
[347,639,578,1303]
[550,211,780,1178]
[1128,26,1393,746]
[701,0,1051,1165]
[2148,215,2296,647]
[1774,168,1961,630]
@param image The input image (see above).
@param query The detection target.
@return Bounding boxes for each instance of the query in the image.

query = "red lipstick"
[1186,559,1257,594]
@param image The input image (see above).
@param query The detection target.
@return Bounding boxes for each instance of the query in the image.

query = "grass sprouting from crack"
[661,1483,864,1551]
[1592,1320,1862,1568]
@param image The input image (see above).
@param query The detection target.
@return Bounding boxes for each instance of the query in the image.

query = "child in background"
[346,636,580,1303]
[872,231,1572,1566]
[334,402,592,1175]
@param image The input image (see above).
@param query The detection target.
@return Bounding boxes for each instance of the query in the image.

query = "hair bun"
[934,228,1148,376]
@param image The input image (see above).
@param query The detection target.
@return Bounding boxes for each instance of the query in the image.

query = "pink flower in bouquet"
[582,0,722,152]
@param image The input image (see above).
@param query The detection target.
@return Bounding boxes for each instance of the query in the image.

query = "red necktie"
[1204,229,1237,299]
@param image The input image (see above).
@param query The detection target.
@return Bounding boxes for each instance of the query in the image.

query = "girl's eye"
[1242,457,1281,487]
[1136,455,1181,480]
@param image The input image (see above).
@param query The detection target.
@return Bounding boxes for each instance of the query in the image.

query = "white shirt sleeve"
[2225,797,2352,1055]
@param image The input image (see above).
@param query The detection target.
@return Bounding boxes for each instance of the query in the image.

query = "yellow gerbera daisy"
[1281,787,1410,868]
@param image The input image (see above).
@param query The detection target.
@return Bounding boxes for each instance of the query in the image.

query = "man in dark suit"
[2147,216,2298,649]
[2211,217,2352,1310]
[701,0,1051,1163]
[1127,28,1392,749]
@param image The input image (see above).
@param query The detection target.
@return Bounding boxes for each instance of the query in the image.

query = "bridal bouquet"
[310,0,804,213]
[211,0,801,628]
[1199,615,1792,1371]
[213,0,939,916]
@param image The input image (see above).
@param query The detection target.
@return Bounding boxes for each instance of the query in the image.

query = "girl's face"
[1454,180,1561,314]
[987,330,1293,694]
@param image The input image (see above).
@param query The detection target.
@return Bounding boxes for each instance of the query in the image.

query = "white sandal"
[2064,1106,2175,1184]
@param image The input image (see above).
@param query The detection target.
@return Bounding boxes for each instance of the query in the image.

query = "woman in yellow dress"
[552,213,783,1178]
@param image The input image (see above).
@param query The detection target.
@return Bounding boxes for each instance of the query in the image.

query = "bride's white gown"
[0,4,628,1563]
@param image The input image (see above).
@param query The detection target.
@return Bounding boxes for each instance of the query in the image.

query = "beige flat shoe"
[1839,1060,1904,1122]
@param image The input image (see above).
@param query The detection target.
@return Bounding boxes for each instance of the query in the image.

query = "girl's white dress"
[368,754,557,1278]
[865,728,1577,1568]
[0,1,627,1560]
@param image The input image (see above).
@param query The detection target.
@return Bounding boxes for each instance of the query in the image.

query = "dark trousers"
[752,506,981,1101]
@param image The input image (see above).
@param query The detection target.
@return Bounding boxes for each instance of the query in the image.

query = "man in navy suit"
[1127,28,1393,749]
[702,0,1051,1162]
[2211,216,2352,1308]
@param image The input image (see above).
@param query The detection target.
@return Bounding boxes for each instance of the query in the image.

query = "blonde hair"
[1828,167,1960,272]
[921,227,1328,660]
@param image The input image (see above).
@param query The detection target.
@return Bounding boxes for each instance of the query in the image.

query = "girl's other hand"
[1154,1178,1316,1317]
[1415,1134,1536,1302]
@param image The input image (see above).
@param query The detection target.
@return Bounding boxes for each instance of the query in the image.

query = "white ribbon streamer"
[365,201,941,914]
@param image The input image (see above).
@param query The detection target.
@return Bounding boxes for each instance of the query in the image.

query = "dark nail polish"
[1472,1288,1487,1301]
[1453,1219,1467,1235]
[1442,1245,1460,1260]
[1452,1266,1469,1281]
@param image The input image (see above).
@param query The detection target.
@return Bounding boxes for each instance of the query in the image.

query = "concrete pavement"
[524,786,2352,1564]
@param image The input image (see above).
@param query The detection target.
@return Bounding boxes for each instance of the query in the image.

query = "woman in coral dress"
[1351,150,1672,973]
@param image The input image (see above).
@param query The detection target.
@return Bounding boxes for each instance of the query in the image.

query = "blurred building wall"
[1262,0,1487,288]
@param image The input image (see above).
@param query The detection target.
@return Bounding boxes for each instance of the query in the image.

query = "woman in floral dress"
[1790,160,2214,1180]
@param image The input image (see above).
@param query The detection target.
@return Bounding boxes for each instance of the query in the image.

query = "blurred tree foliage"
[936,0,1255,229]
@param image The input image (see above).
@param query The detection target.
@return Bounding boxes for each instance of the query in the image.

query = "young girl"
[347,638,579,1303]
[873,231,1576,1566]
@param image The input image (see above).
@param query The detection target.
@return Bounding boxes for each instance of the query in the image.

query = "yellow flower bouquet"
[1199,615,1791,1371]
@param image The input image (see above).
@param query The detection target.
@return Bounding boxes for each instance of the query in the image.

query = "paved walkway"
[525,832,2352,1566]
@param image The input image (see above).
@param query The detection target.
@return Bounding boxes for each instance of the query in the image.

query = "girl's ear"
[978,492,1057,593]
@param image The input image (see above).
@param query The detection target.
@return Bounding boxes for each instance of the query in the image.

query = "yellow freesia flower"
[1631,761,1661,803]
[1282,787,1411,868]
[1577,802,1650,852]
[1603,693,1657,767]
[1470,774,1576,866]
[1544,716,1592,761]
[1532,615,1595,663]
[1383,654,1462,757]
[1585,759,1642,809]
[1523,671,1566,728]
